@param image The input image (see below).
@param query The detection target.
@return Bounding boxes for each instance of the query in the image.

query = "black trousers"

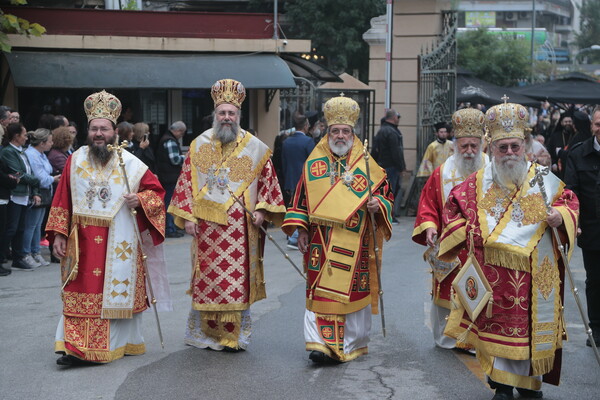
[581,248,600,330]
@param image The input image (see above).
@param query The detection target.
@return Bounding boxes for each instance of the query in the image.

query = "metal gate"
[404,10,457,214]
[279,77,317,131]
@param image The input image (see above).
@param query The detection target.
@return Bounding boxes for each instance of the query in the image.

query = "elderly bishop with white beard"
[168,79,286,352]
[438,101,579,400]
[412,108,489,351]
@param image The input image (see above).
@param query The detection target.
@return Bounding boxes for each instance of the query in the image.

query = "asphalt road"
[0,217,597,400]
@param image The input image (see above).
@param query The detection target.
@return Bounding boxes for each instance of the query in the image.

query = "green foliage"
[458,28,532,86]
[0,0,46,53]
[280,0,386,80]
[575,0,600,63]
[122,0,139,11]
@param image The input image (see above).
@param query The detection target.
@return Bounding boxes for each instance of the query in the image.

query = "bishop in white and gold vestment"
[48,91,166,365]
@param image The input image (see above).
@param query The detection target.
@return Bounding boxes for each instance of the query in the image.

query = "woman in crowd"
[48,126,73,176]
[0,158,19,276]
[0,123,40,271]
[131,122,156,173]
[117,121,134,151]
[22,129,60,267]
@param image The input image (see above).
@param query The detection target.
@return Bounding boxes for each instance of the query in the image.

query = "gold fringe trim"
[72,214,112,227]
[531,356,555,376]
[308,215,346,229]
[305,342,368,362]
[314,288,350,304]
[201,311,241,324]
[457,322,475,344]
[56,342,146,363]
[316,313,346,323]
[484,248,530,272]
[200,311,242,347]
[101,308,134,319]
[192,201,229,225]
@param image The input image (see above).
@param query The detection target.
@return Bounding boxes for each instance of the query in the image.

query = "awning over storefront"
[5,51,296,89]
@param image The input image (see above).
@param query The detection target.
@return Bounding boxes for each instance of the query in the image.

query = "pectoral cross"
[490,198,505,222]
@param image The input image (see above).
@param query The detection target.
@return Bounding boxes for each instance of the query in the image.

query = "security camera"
[282,40,288,46]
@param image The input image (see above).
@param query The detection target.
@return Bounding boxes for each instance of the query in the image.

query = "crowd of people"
[3,82,597,400]
[0,99,188,275]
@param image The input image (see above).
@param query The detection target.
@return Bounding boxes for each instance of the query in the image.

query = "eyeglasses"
[89,126,113,134]
[495,143,522,153]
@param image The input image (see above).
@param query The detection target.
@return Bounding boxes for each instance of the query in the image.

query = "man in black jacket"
[564,105,600,348]
[374,109,405,223]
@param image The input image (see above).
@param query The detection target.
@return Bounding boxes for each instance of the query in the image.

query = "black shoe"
[488,379,513,399]
[56,354,94,366]
[308,350,340,364]
[165,231,184,238]
[51,255,61,264]
[309,350,327,363]
[11,258,37,271]
[222,346,245,353]
[492,392,514,400]
[516,387,543,398]
[0,266,11,276]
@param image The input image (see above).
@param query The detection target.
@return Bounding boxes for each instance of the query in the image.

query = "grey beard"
[492,155,528,187]
[213,119,239,144]
[87,139,115,165]
[328,137,353,156]
[456,151,482,177]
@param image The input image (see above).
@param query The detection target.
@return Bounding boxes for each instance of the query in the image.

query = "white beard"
[492,155,528,187]
[328,136,353,156]
[213,118,239,144]
[455,150,482,177]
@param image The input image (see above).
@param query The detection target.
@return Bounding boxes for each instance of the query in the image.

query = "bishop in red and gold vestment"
[168,79,286,351]
[438,101,578,399]
[412,108,488,350]
[48,91,166,366]
[282,96,393,363]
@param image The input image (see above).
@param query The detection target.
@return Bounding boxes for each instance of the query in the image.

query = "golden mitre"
[323,95,360,127]
[452,108,485,139]
[83,90,122,124]
[211,78,246,109]
[484,100,529,142]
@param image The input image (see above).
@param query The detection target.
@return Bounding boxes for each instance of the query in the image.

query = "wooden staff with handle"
[107,141,165,349]
[226,187,306,281]
[363,139,386,337]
